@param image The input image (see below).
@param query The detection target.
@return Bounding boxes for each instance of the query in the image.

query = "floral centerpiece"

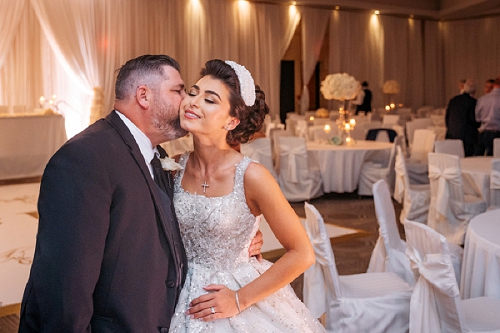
[382,80,400,94]
[382,80,400,109]
[315,107,329,119]
[320,73,360,102]
[320,73,360,146]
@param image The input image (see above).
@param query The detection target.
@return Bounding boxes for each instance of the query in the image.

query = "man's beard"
[151,98,188,142]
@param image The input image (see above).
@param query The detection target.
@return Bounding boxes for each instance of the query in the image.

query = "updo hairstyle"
[200,59,269,145]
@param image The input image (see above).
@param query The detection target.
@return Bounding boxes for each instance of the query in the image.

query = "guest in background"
[445,79,480,156]
[484,79,495,95]
[354,81,372,115]
[475,77,500,156]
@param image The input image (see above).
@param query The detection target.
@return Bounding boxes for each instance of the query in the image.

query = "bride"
[168,59,325,332]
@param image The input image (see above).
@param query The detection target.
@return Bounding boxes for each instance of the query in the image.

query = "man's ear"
[136,85,150,108]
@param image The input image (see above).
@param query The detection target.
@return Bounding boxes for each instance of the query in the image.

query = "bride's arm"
[187,162,315,320]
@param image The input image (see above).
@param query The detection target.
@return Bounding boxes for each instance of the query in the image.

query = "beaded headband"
[225,60,256,107]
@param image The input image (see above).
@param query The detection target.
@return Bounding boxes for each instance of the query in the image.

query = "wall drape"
[299,7,330,113]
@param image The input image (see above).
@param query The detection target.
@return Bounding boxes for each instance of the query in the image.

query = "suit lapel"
[105,111,184,275]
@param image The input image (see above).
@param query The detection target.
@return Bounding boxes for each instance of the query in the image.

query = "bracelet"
[235,290,242,313]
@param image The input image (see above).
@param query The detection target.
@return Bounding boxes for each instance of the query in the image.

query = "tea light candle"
[349,119,356,126]
[390,103,395,109]
[309,116,315,121]
[345,123,351,130]
[385,105,390,111]
[324,124,331,133]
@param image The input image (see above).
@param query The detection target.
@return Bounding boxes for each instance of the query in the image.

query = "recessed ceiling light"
[335,6,340,10]
[410,14,414,19]
[374,10,380,15]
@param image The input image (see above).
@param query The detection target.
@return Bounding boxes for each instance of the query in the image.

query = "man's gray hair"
[463,79,476,94]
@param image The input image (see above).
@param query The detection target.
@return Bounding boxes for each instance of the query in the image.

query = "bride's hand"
[186,284,240,321]
[248,229,263,262]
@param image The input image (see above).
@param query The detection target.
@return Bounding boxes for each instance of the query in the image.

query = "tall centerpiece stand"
[382,79,400,113]
[320,73,361,145]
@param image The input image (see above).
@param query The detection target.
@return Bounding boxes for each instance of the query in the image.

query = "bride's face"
[180,75,236,136]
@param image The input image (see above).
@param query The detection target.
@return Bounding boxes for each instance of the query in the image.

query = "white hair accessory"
[225,60,256,106]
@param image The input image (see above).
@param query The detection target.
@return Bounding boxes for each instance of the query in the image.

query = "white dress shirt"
[116,110,157,179]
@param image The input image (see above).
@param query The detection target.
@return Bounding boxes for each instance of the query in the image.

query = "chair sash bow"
[280,144,305,183]
[393,154,405,203]
[428,165,461,216]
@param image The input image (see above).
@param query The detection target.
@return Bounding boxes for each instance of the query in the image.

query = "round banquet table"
[460,209,500,299]
[307,140,393,193]
[460,156,493,206]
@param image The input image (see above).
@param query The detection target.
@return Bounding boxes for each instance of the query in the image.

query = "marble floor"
[0,178,403,332]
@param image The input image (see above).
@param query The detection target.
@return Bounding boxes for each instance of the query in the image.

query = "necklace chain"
[195,151,229,193]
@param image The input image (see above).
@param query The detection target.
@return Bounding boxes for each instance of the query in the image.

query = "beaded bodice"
[173,152,259,271]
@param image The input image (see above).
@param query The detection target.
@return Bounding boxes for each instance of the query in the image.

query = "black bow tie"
[151,155,170,194]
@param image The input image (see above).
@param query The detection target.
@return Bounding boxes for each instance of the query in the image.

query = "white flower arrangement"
[383,80,400,94]
[315,108,329,118]
[160,156,183,171]
[320,73,360,101]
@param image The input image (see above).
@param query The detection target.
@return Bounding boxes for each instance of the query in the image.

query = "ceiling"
[252,0,500,20]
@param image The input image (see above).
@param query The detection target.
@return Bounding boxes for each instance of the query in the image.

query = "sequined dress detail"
[169,152,325,332]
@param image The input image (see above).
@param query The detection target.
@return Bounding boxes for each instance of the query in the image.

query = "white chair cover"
[270,128,292,173]
[277,137,323,202]
[303,202,412,333]
[383,114,400,126]
[240,138,277,180]
[406,118,434,148]
[404,219,500,333]
[409,129,435,162]
[357,135,403,196]
[489,159,500,209]
[494,138,500,158]
[367,180,415,285]
[394,146,430,224]
[427,153,487,245]
[434,139,465,158]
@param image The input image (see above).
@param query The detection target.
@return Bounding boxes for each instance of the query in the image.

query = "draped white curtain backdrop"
[299,7,330,113]
[328,10,426,111]
[0,0,500,138]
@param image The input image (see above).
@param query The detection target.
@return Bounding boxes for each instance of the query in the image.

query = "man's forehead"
[164,66,184,86]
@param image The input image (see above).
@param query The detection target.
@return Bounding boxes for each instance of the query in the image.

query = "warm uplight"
[385,105,391,111]
[374,10,380,15]
[238,0,249,11]
[324,124,331,133]
[289,3,297,16]
[335,6,340,10]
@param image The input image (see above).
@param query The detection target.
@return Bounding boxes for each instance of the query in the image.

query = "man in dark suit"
[445,79,480,156]
[18,55,262,332]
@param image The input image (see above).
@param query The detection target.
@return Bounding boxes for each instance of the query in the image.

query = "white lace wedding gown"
[168,152,325,333]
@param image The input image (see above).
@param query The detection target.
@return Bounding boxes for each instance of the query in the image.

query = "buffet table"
[0,114,67,180]
[460,209,500,299]
[307,140,392,193]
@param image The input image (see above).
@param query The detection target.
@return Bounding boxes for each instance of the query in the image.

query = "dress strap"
[233,156,258,195]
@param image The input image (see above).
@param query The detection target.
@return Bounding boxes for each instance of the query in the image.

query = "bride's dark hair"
[200,59,269,145]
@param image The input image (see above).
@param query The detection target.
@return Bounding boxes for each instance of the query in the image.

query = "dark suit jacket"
[356,88,372,114]
[19,111,187,333]
[445,93,480,156]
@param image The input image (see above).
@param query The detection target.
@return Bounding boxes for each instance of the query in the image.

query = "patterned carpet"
[0,180,403,332]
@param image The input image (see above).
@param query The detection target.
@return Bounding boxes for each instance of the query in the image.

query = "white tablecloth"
[0,114,67,180]
[460,209,500,299]
[307,140,392,193]
[460,156,493,205]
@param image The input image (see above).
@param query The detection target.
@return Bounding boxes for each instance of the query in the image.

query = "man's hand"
[248,229,263,262]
